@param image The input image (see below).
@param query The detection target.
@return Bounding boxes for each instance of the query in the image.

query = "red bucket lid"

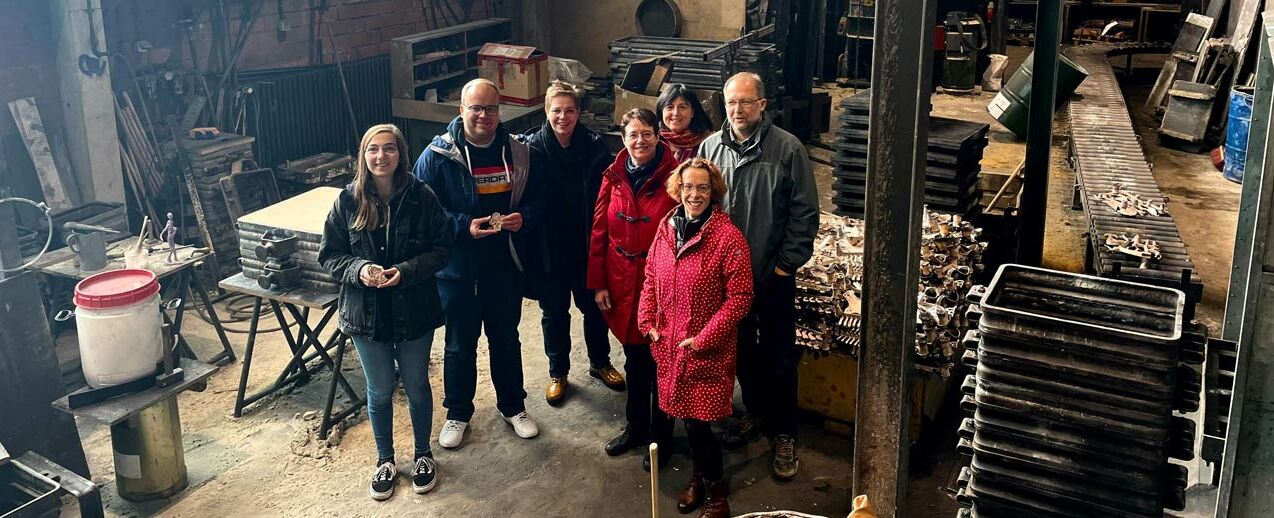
[74,269,160,310]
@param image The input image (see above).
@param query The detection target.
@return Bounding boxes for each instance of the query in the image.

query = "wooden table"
[218,273,363,439]
[30,242,237,366]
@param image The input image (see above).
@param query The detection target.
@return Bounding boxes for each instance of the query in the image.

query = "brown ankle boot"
[699,478,730,518]
[677,466,705,514]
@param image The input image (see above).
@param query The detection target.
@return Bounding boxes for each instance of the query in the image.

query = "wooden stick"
[650,443,660,518]
[986,159,1026,212]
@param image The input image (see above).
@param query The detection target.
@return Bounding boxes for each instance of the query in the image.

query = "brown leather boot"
[699,478,729,518]
[677,465,705,514]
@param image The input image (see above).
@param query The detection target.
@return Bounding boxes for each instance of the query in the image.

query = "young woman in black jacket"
[318,123,452,501]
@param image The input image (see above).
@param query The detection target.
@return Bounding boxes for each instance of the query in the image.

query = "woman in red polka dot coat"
[638,157,754,518]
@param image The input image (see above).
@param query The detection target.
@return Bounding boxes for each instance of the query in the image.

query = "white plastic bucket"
[73,269,164,388]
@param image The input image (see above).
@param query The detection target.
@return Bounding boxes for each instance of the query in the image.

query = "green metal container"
[987,51,1089,138]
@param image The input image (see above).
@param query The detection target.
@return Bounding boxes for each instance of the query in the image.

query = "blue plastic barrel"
[1225,90,1254,183]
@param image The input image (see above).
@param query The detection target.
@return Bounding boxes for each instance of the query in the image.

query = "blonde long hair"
[352,124,411,231]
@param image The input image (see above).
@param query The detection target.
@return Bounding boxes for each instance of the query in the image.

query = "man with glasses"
[697,72,819,481]
[412,78,544,448]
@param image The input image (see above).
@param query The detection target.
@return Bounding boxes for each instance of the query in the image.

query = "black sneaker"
[412,455,438,494]
[772,435,799,481]
[720,413,762,451]
[370,460,397,500]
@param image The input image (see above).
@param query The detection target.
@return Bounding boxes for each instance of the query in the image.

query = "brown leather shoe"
[589,365,627,391]
[677,466,705,514]
[699,478,729,518]
[546,377,568,406]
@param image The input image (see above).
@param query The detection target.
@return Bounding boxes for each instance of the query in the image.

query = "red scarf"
[659,129,707,164]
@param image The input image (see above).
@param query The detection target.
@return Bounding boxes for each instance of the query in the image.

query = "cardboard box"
[613,55,676,122]
[477,43,549,106]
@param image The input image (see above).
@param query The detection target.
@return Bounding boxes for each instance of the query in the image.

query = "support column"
[50,0,123,204]
[518,0,552,51]
[853,0,936,514]
[1015,0,1063,265]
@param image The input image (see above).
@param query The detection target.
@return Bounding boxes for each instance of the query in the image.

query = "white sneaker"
[504,411,539,439]
[439,420,468,449]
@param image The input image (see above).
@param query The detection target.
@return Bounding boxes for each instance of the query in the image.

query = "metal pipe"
[1016,0,1063,265]
[853,0,936,514]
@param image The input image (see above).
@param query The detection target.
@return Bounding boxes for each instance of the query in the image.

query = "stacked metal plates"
[955,264,1204,518]
[830,90,988,219]
[236,186,342,293]
[1066,46,1201,300]
[607,36,783,94]
[276,153,355,197]
[180,133,256,280]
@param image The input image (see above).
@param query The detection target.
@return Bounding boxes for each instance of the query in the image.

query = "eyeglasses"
[724,98,761,109]
[624,131,656,142]
[466,104,500,115]
[680,184,711,195]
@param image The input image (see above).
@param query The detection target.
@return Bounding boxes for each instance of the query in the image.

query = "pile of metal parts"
[831,89,988,219]
[607,36,783,94]
[275,153,355,197]
[955,264,1204,517]
[795,210,985,374]
[238,187,341,293]
[1089,184,1168,217]
[1102,233,1162,268]
[177,133,257,280]
[1067,46,1201,300]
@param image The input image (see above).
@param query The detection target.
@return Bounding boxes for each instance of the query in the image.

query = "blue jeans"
[438,267,528,422]
[539,274,612,377]
[351,333,435,461]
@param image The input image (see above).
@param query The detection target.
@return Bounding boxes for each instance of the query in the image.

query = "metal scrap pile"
[1090,183,1169,217]
[796,210,986,374]
[1102,232,1163,268]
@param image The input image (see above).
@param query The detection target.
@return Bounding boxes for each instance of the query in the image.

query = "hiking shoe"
[720,413,762,450]
[772,435,799,481]
[439,420,468,449]
[504,411,540,439]
[369,460,397,500]
[411,455,438,494]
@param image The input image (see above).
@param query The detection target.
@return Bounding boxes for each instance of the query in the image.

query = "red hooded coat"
[638,207,753,421]
[587,143,681,344]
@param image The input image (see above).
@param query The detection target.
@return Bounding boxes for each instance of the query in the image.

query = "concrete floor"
[70,52,1242,518]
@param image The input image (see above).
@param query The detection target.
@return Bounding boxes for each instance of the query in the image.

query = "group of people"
[317,72,819,516]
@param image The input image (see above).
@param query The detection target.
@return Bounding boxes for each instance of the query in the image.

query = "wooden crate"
[978,169,1023,216]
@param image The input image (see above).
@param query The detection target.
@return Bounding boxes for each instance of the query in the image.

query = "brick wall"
[105,0,491,71]
[0,0,65,204]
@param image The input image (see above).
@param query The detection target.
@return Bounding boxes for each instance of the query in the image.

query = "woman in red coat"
[638,157,753,518]
[588,107,681,468]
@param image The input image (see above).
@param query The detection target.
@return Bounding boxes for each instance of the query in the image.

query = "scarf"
[626,145,664,193]
[672,204,711,251]
[660,128,706,163]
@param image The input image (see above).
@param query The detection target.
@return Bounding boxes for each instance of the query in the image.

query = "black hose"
[192,292,298,334]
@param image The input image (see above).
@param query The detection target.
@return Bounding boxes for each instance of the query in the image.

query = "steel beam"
[853,0,936,513]
[1016,0,1064,265]
[1216,17,1274,518]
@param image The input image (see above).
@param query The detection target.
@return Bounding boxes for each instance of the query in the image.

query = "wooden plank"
[8,98,79,211]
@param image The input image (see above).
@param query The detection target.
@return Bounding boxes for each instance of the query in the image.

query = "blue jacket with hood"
[411,116,547,282]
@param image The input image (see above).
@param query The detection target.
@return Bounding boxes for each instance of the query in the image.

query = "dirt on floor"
[73,50,1240,518]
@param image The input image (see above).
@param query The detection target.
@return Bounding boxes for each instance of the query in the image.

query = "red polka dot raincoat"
[638,206,754,421]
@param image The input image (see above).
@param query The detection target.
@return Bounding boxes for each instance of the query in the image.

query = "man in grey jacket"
[698,72,819,481]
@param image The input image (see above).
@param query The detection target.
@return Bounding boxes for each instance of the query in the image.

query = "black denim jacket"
[318,179,452,341]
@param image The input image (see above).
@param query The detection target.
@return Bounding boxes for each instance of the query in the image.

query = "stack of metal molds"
[236,186,341,293]
[1067,46,1200,300]
[955,264,1205,518]
[607,36,783,94]
[830,90,988,219]
[179,133,256,280]
[275,153,355,197]
[796,210,985,375]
